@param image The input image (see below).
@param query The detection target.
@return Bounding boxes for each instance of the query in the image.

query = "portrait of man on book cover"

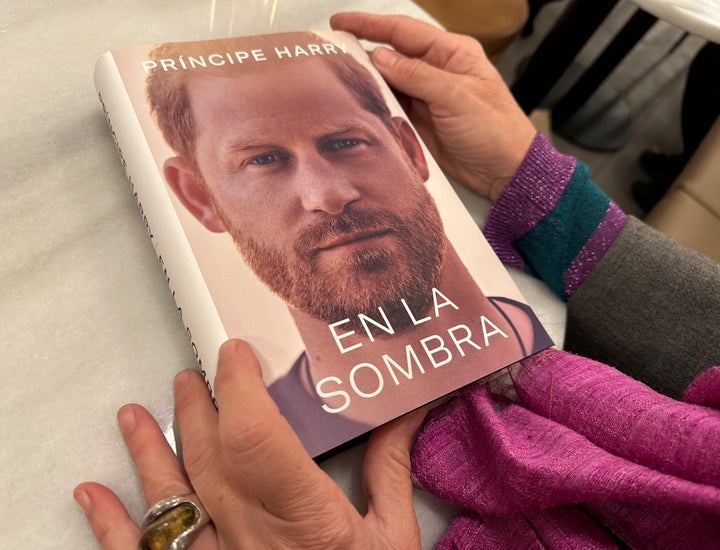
[110,30,551,457]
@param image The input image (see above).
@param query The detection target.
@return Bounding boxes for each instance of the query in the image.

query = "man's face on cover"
[167,59,445,329]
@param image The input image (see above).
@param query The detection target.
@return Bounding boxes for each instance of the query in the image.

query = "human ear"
[163,157,227,233]
[391,116,430,182]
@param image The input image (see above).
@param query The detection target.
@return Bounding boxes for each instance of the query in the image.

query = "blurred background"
[418,0,719,260]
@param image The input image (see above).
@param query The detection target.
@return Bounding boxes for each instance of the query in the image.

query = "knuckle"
[180,437,216,479]
[274,508,359,550]
[456,33,484,53]
[442,75,474,105]
[140,473,190,504]
[220,415,277,465]
[398,57,428,83]
[94,522,117,547]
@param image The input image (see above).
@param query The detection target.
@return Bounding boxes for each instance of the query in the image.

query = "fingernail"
[218,339,240,364]
[74,487,92,515]
[117,404,137,435]
[174,369,192,391]
[372,46,398,67]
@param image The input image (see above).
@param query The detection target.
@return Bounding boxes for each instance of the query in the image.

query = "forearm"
[564,217,720,397]
[484,133,720,396]
[483,132,626,300]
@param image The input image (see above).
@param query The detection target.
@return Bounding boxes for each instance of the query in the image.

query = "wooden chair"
[645,116,720,261]
[413,0,529,60]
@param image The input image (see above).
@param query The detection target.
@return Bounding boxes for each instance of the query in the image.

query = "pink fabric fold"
[412,349,720,548]
[684,366,720,410]
[436,507,617,550]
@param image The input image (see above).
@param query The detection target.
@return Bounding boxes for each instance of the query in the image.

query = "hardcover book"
[94,30,553,458]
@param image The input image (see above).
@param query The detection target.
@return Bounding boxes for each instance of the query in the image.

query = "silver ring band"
[139,494,210,550]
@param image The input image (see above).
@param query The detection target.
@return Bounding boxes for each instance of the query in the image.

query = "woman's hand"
[331,12,536,201]
[74,339,424,549]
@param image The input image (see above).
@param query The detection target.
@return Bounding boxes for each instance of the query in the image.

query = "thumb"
[370,47,451,108]
[362,408,427,545]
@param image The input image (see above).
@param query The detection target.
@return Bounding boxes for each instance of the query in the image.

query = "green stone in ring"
[139,500,201,550]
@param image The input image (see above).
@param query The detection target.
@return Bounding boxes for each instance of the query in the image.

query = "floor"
[494,0,707,218]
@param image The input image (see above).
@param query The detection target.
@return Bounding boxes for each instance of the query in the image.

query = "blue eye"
[251,153,279,165]
[329,138,361,150]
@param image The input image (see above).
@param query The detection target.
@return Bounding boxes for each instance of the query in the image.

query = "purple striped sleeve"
[563,201,626,296]
[483,132,627,300]
[484,132,576,269]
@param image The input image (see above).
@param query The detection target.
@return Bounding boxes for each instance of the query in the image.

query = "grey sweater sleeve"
[565,216,720,398]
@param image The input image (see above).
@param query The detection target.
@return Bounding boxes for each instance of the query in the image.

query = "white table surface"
[0,1,566,547]
[630,0,720,42]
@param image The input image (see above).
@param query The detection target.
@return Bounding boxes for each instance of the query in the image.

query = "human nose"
[294,154,361,215]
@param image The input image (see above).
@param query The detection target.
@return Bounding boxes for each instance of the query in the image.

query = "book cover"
[94,30,553,458]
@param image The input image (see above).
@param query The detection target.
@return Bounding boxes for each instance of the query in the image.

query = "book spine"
[94,53,227,401]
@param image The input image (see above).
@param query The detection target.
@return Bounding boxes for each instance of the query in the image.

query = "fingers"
[74,482,140,549]
[77,403,218,549]
[118,404,193,507]
[367,47,460,112]
[173,338,332,527]
[76,341,424,550]
[332,12,440,55]
[332,12,489,117]
[172,368,221,488]
[330,12,487,72]
[362,409,426,545]
[210,339,326,516]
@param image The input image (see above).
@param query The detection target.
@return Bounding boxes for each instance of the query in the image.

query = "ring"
[138,494,210,550]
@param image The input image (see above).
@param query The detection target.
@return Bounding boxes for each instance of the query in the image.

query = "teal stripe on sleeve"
[516,162,610,299]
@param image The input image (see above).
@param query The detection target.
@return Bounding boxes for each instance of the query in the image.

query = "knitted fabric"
[483,133,626,300]
[426,132,720,547]
[564,217,720,399]
[412,349,720,548]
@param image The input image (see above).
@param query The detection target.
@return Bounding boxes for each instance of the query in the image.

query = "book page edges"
[94,52,227,397]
